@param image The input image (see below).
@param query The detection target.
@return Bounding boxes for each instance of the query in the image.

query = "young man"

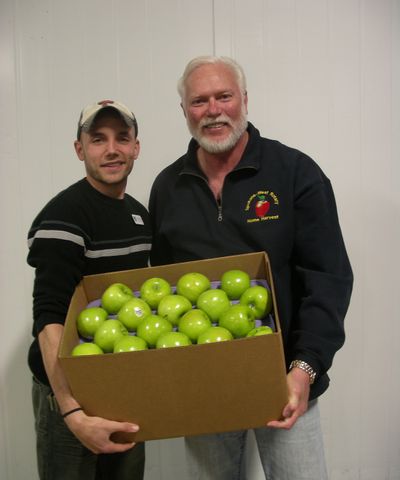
[149,56,353,479]
[27,100,151,480]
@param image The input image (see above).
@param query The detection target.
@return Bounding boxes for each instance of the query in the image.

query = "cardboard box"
[59,252,288,442]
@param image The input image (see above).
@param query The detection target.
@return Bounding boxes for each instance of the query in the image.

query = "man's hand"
[267,367,310,430]
[65,410,140,454]
[38,324,140,453]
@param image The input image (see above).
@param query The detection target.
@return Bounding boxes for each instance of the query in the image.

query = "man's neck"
[86,177,127,200]
[197,131,249,201]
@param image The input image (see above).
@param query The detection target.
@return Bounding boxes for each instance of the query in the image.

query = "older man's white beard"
[188,114,248,154]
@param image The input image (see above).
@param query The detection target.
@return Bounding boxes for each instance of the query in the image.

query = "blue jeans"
[185,399,327,480]
[32,377,145,480]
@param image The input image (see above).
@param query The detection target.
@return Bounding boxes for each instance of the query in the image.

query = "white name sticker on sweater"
[132,214,144,225]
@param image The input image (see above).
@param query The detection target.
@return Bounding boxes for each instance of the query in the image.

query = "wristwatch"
[289,360,316,385]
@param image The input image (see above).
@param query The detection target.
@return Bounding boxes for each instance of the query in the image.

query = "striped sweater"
[27,178,152,384]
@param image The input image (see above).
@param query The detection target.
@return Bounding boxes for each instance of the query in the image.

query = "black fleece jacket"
[149,123,353,400]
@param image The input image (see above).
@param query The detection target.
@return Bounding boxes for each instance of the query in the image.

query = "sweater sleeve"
[27,217,86,336]
[290,159,353,377]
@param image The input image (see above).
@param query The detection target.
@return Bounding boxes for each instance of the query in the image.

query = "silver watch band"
[289,360,316,384]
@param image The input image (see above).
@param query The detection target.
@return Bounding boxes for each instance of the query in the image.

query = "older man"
[149,56,353,479]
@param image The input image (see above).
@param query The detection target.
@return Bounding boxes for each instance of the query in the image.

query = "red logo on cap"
[98,100,114,106]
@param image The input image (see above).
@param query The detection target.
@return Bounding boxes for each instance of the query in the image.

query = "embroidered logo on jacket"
[245,191,279,223]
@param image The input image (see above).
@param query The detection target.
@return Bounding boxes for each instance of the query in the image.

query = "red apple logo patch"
[255,195,270,218]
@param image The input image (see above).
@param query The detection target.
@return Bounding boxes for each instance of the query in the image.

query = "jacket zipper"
[180,171,224,222]
[217,199,223,222]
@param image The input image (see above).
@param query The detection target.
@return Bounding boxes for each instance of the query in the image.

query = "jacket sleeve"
[148,177,174,267]
[290,160,353,378]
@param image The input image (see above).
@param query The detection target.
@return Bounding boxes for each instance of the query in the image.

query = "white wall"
[1,0,399,479]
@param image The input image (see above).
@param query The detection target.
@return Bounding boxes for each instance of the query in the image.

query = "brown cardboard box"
[59,252,288,442]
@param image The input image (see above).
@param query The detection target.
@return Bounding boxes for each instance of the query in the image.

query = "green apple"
[94,319,129,353]
[220,269,251,300]
[246,326,273,337]
[117,297,152,331]
[71,342,104,356]
[140,277,172,309]
[178,308,212,343]
[101,282,133,314]
[113,335,148,353]
[136,314,173,348]
[196,289,231,323]
[239,285,271,319]
[76,307,108,339]
[197,326,233,344]
[219,304,255,338]
[176,272,211,304]
[157,294,192,326]
[156,331,192,349]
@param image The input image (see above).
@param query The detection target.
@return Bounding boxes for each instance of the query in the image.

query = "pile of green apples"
[71,269,273,356]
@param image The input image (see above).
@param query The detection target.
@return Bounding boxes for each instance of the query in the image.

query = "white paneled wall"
[1,0,399,479]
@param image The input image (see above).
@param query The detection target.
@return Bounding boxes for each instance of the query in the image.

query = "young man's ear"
[133,139,140,160]
[74,140,85,161]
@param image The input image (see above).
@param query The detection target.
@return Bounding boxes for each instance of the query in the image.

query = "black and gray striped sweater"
[27,178,152,385]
